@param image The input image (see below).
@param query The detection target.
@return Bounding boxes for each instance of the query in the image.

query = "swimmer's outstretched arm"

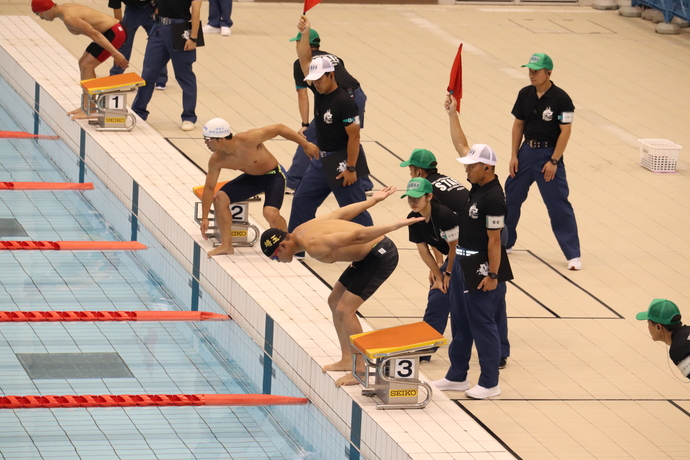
[318,215,425,253]
[318,186,397,222]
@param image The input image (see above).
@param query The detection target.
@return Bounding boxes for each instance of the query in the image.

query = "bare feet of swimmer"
[335,373,359,387]
[70,111,90,120]
[322,360,351,373]
[207,245,234,257]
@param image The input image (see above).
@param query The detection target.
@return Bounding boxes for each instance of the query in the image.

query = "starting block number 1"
[394,359,416,379]
[102,94,125,110]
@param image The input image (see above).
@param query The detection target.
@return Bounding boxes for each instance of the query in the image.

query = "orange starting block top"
[192,181,230,200]
[350,321,447,360]
[80,72,145,95]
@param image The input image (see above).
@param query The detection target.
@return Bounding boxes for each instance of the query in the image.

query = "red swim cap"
[32,0,55,13]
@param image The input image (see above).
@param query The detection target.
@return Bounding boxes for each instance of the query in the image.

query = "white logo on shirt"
[560,111,574,123]
[542,107,553,122]
[476,261,489,277]
[323,109,333,124]
[378,247,387,255]
[336,160,347,173]
[468,203,479,220]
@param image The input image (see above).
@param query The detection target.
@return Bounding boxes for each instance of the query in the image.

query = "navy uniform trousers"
[505,143,580,260]
[131,19,197,123]
[109,3,168,88]
[445,255,508,388]
[287,148,373,232]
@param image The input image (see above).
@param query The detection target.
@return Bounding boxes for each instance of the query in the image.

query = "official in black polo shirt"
[505,53,581,270]
[403,177,459,342]
[287,16,373,241]
[433,95,510,400]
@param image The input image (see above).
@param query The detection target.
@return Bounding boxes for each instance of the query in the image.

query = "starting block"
[80,73,145,131]
[350,321,447,410]
[192,182,260,247]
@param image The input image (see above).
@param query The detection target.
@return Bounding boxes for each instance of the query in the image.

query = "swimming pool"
[0,74,355,459]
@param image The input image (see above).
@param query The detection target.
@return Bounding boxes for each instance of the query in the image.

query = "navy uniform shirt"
[512,82,574,144]
[294,50,360,92]
[425,171,469,216]
[460,177,506,251]
[670,325,690,379]
[313,87,359,152]
[407,202,459,255]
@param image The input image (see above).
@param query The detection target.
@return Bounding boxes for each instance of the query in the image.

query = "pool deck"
[1,1,690,459]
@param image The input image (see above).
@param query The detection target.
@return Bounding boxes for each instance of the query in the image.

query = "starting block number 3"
[394,359,416,379]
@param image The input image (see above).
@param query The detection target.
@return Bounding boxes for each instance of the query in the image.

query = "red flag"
[447,43,463,112]
[303,0,321,14]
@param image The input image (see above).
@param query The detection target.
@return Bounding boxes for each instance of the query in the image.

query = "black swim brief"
[338,236,399,301]
[219,166,286,209]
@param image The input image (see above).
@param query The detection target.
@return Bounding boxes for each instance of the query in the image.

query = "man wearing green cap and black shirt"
[637,299,690,379]
[260,186,423,387]
[400,148,469,217]
[285,23,372,193]
[505,53,581,271]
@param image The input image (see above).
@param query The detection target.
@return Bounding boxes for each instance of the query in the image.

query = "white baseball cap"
[203,118,231,138]
[457,144,498,166]
[304,57,335,81]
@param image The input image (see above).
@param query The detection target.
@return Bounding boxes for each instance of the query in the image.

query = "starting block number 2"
[394,359,416,379]
[230,203,248,222]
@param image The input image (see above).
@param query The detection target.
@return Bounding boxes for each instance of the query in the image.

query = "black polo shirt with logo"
[294,50,360,91]
[407,202,459,255]
[670,325,690,379]
[157,0,193,20]
[314,86,358,152]
[460,177,506,251]
[426,171,469,216]
[511,82,574,144]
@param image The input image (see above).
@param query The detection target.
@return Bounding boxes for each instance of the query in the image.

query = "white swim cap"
[203,118,231,138]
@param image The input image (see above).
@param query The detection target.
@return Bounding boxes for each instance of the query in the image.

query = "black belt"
[526,139,553,149]
[156,16,188,25]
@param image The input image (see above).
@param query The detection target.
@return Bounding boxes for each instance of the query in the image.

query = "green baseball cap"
[400,149,437,169]
[522,53,553,70]
[400,177,433,199]
[636,299,681,325]
[289,29,320,45]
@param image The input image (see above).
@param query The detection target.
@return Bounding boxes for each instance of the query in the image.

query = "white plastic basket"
[638,138,681,173]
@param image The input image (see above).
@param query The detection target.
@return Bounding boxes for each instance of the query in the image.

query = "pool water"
[0,79,347,460]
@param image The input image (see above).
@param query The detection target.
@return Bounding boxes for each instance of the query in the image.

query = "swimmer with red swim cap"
[32,0,129,118]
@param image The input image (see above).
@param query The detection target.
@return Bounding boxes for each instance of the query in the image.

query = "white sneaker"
[180,121,195,131]
[154,84,166,91]
[465,384,501,399]
[505,247,513,254]
[202,25,221,34]
[221,27,232,36]
[431,378,470,391]
[567,257,582,271]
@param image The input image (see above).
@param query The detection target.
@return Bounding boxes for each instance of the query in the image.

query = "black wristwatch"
[189,37,197,43]
[346,165,356,172]
[549,158,559,165]
[488,272,498,280]
[301,122,309,128]
[445,271,452,277]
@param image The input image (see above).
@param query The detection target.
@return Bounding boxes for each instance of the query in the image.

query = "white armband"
[441,226,459,242]
[677,355,690,378]
[560,111,574,124]
[486,215,504,230]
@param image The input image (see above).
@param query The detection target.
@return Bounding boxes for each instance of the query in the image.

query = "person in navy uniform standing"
[107,0,168,90]
[131,0,200,131]
[285,27,372,193]
[505,53,581,270]
[433,95,509,400]
[287,16,373,245]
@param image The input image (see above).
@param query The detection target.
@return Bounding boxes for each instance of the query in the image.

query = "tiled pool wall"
[0,17,415,460]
